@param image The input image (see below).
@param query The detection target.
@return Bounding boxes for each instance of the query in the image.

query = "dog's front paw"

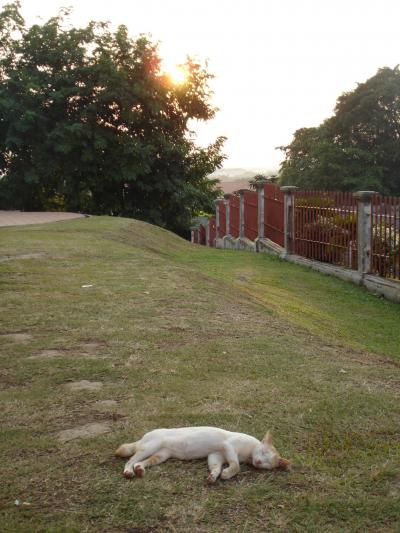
[207,473,217,484]
[123,470,134,479]
[134,464,145,478]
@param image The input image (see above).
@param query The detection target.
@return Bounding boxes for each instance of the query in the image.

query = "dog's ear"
[278,457,292,471]
[262,430,273,445]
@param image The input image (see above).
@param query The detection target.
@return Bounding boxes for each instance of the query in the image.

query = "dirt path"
[0,211,86,227]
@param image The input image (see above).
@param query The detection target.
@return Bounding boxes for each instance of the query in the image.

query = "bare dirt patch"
[27,349,66,359]
[78,341,108,358]
[79,342,105,352]
[1,332,33,343]
[57,422,111,443]
[0,252,45,262]
[93,400,118,411]
[27,348,103,360]
[64,380,103,391]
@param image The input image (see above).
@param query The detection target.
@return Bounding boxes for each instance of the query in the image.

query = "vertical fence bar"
[345,191,349,265]
[342,191,346,265]
[303,190,307,258]
[383,196,387,278]
[375,194,379,274]
[315,191,324,258]
[308,190,312,259]
[332,190,336,264]
[382,196,386,277]
[238,190,246,239]
[319,190,323,262]
[388,196,392,278]
[327,191,331,264]
[372,194,377,273]
[395,197,399,279]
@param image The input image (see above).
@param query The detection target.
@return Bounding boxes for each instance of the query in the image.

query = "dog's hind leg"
[207,452,224,483]
[133,448,171,477]
[115,441,139,458]
[123,442,161,478]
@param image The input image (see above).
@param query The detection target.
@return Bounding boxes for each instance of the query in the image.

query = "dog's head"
[252,431,292,471]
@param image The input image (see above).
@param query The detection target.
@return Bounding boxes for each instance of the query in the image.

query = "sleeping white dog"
[116,426,292,482]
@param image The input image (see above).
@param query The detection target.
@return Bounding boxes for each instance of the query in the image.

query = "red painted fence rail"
[219,201,226,238]
[243,191,258,241]
[229,194,240,238]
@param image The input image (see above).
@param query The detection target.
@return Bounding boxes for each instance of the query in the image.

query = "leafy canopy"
[0,2,225,233]
[279,67,400,194]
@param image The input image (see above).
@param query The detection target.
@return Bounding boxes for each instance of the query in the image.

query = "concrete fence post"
[354,191,376,277]
[190,229,195,243]
[254,180,268,239]
[280,186,299,256]
[224,193,232,237]
[237,189,247,239]
[214,198,223,240]
[205,220,210,247]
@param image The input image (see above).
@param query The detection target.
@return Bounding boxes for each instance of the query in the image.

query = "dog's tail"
[115,441,138,458]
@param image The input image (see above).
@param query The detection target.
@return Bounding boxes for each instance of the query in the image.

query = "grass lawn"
[1,216,399,532]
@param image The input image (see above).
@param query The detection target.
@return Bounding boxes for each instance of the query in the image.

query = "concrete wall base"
[285,254,362,285]
[220,236,256,251]
[237,237,256,251]
[256,238,284,256]
[222,236,237,249]
[363,274,400,303]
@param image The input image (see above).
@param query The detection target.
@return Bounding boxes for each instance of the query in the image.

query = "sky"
[8,0,400,170]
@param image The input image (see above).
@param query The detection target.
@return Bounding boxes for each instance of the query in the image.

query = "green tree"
[279,67,400,194]
[0,2,225,233]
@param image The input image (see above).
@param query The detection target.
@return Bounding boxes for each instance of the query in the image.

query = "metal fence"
[372,195,400,280]
[293,190,358,269]
[194,186,400,284]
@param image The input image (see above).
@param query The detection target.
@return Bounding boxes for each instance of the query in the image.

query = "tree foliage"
[0,2,225,233]
[279,67,400,194]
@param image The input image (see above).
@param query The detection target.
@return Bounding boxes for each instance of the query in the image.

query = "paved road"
[0,211,86,227]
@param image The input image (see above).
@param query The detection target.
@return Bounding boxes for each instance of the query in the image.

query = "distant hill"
[209,167,278,194]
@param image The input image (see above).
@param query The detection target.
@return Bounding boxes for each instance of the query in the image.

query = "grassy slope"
[0,216,399,533]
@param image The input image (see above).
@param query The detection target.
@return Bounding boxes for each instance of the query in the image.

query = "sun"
[166,64,188,85]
